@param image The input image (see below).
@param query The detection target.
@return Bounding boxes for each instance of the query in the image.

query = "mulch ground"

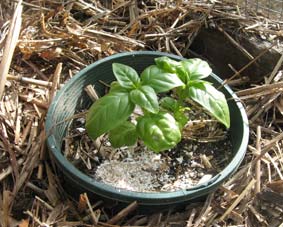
[0,1,283,226]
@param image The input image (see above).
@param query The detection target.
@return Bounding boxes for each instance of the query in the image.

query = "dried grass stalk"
[0,0,22,99]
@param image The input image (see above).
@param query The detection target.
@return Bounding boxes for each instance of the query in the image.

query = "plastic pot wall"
[46,51,249,207]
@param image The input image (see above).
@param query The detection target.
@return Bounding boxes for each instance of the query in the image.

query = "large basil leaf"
[109,121,137,147]
[112,63,140,89]
[136,112,181,152]
[181,59,212,80]
[188,83,230,128]
[141,65,184,93]
[86,91,135,139]
[130,85,159,113]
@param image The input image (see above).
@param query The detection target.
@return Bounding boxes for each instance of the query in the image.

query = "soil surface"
[64,115,233,192]
[95,138,232,192]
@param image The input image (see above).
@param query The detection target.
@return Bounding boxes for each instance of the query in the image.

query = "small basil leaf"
[181,59,212,80]
[154,56,191,83]
[159,97,189,129]
[174,110,188,129]
[180,80,209,100]
[159,97,179,112]
[112,63,140,89]
[109,121,138,147]
[188,83,230,128]
[86,91,135,139]
[109,81,129,93]
[175,65,189,84]
[187,80,211,89]
[154,56,180,73]
[136,112,181,152]
[141,65,184,93]
[130,85,159,113]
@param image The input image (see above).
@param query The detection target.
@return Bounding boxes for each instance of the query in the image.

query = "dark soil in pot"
[63,106,233,193]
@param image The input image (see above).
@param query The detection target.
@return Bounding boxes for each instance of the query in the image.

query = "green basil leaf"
[179,80,209,100]
[109,81,128,93]
[86,91,135,139]
[187,80,211,89]
[136,112,181,152]
[188,83,230,128]
[154,56,190,83]
[181,59,212,80]
[154,56,180,73]
[159,97,188,129]
[174,110,188,129]
[130,85,159,113]
[109,121,137,147]
[112,63,140,89]
[141,65,184,93]
[175,66,189,84]
[159,97,179,112]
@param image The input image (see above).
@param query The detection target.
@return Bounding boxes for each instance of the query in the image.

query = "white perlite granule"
[93,139,229,192]
[94,147,208,192]
[95,149,172,192]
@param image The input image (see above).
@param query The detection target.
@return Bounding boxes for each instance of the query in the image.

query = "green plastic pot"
[46,51,249,207]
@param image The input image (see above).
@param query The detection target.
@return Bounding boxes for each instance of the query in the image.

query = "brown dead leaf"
[267,180,283,194]
[39,47,62,60]
[18,219,29,227]
[128,21,140,37]
[78,193,87,213]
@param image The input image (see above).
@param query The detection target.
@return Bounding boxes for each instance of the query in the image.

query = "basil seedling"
[86,57,230,152]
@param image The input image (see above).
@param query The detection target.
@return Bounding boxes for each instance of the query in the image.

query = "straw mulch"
[0,0,283,226]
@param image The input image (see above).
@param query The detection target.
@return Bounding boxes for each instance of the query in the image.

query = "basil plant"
[86,57,230,152]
